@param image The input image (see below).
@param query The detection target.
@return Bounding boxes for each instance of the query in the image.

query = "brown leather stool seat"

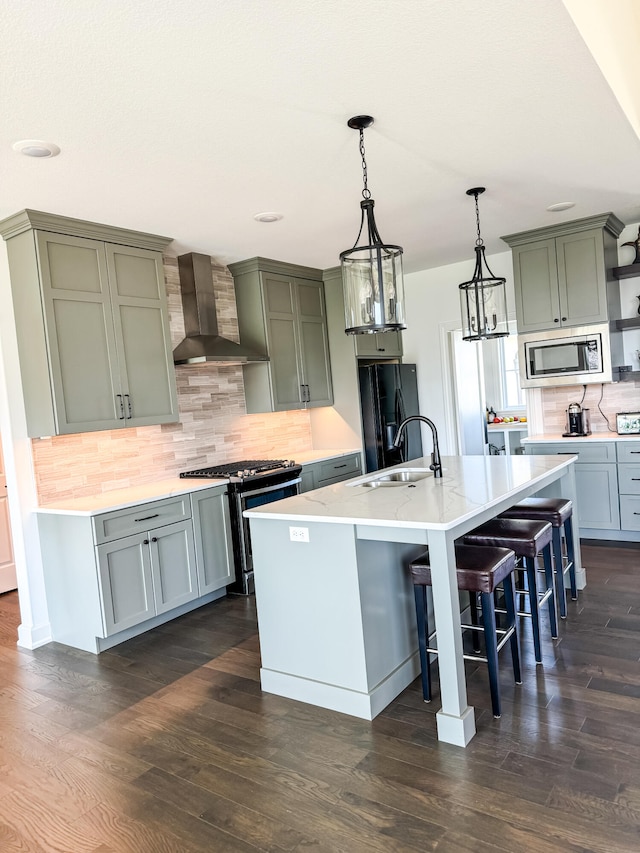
[499,497,577,618]
[409,543,521,719]
[462,517,557,664]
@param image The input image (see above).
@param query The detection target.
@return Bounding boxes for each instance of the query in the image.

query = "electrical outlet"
[289,526,309,543]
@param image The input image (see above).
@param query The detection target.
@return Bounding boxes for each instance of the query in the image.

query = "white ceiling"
[2,0,640,274]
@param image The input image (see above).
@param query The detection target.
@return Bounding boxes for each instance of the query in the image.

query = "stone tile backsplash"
[540,380,640,433]
[33,257,313,503]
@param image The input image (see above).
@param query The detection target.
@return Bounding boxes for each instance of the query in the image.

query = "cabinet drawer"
[620,495,640,531]
[93,495,192,544]
[526,441,616,463]
[317,454,361,485]
[618,465,640,495]
[617,442,640,463]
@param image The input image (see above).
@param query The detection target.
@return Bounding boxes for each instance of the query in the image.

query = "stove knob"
[237,470,245,478]
[249,468,257,476]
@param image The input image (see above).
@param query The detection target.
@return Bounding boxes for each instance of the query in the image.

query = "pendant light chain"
[474,191,484,247]
[359,129,371,200]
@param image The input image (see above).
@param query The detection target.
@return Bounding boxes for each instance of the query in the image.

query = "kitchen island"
[245,453,581,747]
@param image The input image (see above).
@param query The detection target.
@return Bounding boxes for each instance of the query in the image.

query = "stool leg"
[523,556,542,664]
[413,585,432,702]
[564,515,578,600]
[502,572,522,685]
[543,543,559,639]
[480,591,501,718]
[468,591,482,653]
[552,526,567,619]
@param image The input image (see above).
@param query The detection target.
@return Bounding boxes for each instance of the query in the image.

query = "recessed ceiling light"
[546,202,575,213]
[12,139,60,158]
[253,212,283,223]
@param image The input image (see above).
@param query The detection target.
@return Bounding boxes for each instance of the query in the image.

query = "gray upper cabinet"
[230,258,333,412]
[502,213,623,333]
[0,210,178,437]
[355,331,403,359]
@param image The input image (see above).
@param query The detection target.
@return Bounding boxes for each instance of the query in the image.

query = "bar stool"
[498,497,577,619]
[462,518,556,664]
[409,543,521,719]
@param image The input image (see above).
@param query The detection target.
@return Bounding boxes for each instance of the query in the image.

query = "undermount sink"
[348,468,434,488]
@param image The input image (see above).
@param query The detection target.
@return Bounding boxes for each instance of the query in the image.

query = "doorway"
[0,436,17,593]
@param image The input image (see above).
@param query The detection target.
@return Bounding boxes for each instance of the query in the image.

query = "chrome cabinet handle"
[125,394,132,418]
[134,513,159,522]
[116,394,125,419]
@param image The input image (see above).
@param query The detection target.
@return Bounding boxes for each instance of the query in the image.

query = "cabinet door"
[37,232,123,433]
[512,238,561,332]
[574,463,620,529]
[296,280,333,407]
[556,229,608,327]
[149,519,198,614]
[191,488,234,593]
[355,331,403,358]
[106,244,179,427]
[300,464,318,493]
[263,274,304,410]
[97,532,155,635]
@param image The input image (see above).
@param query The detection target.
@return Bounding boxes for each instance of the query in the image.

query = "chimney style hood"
[173,252,268,365]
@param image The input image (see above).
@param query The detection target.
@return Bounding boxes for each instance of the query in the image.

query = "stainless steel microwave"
[517,323,612,388]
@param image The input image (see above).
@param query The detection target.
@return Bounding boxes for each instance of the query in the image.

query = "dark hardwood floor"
[0,541,639,852]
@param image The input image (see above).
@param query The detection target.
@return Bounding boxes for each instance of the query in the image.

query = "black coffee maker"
[562,402,591,437]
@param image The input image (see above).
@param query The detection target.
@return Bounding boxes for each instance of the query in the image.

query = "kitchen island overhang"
[245,454,581,747]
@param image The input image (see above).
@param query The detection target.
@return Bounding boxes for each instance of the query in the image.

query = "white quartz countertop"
[523,432,639,443]
[244,454,575,531]
[35,477,227,516]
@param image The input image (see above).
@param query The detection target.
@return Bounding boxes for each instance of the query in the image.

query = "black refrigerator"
[358,363,423,473]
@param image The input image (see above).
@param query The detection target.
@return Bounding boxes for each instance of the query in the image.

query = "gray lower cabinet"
[525,441,622,532]
[0,210,178,437]
[191,486,234,593]
[355,331,403,358]
[230,258,333,412]
[501,214,623,333]
[301,453,362,493]
[618,441,640,531]
[97,518,197,634]
[37,486,232,653]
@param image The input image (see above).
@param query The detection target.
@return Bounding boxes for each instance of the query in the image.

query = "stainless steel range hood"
[173,252,268,365]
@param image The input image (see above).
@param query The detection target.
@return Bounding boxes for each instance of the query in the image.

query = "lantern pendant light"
[340,115,406,336]
[459,187,509,341]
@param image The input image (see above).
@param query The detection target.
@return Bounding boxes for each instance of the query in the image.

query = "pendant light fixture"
[340,115,406,336]
[459,187,509,341]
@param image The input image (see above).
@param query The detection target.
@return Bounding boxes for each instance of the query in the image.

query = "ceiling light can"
[12,139,61,158]
[253,212,283,223]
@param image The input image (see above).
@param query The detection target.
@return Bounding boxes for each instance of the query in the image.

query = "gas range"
[180,459,301,486]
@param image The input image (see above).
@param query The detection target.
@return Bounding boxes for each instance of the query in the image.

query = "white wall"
[401,250,516,455]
